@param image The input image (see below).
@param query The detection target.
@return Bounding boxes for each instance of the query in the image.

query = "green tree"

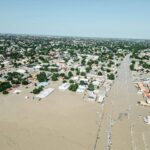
[106,69,111,73]
[68,71,73,78]
[1,64,4,68]
[86,67,91,73]
[37,72,48,82]
[107,73,115,80]
[76,70,80,75]
[0,82,12,92]
[22,80,29,85]
[142,63,150,69]
[69,83,78,92]
[63,80,67,83]
[98,71,102,76]
[32,86,43,94]
[80,80,85,85]
[69,80,74,84]
[88,83,95,91]
[11,80,21,85]
[59,73,65,77]
[80,72,86,76]
[51,73,59,81]
[130,64,134,71]
[3,90,9,94]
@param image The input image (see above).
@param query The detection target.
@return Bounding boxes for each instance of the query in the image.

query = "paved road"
[95,55,150,150]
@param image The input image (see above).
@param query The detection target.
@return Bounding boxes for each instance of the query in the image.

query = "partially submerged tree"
[32,86,43,94]
[37,72,48,82]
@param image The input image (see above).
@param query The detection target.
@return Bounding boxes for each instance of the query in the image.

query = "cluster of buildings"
[131,49,150,80]
[130,49,150,124]
[136,81,150,105]
[0,34,130,103]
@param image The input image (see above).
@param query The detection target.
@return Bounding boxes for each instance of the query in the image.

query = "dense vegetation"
[0,82,12,92]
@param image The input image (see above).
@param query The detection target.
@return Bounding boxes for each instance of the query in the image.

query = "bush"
[131,60,135,64]
[130,64,134,71]
[76,70,80,75]
[3,90,9,94]
[50,68,58,72]
[59,73,65,77]
[86,67,91,73]
[1,64,4,68]
[71,68,74,71]
[63,80,67,83]
[64,75,69,80]
[142,63,150,69]
[106,69,111,73]
[81,59,86,66]
[98,71,102,76]
[107,63,111,67]
[69,80,74,84]
[80,80,85,85]
[11,80,21,84]
[22,80,29,85]
[116,63,120,67]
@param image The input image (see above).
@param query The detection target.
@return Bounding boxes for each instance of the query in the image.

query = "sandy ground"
[96,55,150,150]
[0,82,99,150]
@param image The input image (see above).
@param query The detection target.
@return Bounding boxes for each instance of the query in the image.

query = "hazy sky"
[0,0,150,39]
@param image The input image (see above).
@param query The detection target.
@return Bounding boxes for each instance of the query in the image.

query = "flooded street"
[96,55,150,150]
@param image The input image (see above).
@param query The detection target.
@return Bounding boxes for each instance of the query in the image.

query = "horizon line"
[0,32,150,41]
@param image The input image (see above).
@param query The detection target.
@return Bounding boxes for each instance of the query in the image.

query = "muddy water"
[96,55,150,150]
[0,84,98,150]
